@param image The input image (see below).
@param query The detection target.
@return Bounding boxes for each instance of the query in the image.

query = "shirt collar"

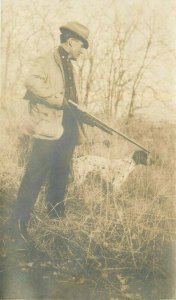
[59,46,70,61]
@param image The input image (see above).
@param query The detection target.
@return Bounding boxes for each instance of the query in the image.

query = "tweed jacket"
[23,47,85,143]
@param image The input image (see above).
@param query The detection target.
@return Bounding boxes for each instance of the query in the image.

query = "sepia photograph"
[1,0,176,299]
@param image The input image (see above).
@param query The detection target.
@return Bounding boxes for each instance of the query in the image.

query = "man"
[10,22,89,243]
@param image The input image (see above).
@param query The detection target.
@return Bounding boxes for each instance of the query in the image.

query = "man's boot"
[7,217,29,251]
[15,219,29,250]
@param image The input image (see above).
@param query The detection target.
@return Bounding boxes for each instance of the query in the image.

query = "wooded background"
[1,0,176,125]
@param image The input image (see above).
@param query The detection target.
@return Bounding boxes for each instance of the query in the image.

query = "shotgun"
[68,100,150,154]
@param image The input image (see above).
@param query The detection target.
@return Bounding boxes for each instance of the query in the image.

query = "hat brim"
[60,27,89,49]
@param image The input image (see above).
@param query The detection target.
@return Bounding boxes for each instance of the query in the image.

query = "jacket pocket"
[24,102,64,139]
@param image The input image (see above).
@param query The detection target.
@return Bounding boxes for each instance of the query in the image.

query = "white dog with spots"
[72,150,150,192]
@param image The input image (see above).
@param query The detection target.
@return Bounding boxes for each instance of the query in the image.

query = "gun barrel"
[68,100,150,154]
[111,128,150,153]
[90,115,150,154]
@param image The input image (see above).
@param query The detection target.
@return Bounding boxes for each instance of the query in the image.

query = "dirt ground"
[1,233,175,300]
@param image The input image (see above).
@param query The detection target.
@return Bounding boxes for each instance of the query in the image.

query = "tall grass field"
[1,113,176,299]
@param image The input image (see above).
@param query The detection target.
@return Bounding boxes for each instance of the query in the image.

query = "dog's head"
[132,150,153,166]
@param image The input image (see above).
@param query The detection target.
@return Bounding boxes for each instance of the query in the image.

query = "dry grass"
[1,116,176,279]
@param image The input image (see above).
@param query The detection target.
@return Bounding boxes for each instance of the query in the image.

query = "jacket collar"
[53,47,65,82]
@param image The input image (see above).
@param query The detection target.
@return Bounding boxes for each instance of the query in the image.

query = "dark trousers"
[13,134,75,224]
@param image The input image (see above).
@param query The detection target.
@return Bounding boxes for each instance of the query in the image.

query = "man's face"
[68,38,84,60]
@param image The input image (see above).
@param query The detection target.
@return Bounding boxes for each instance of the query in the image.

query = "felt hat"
[60,21,89,49]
